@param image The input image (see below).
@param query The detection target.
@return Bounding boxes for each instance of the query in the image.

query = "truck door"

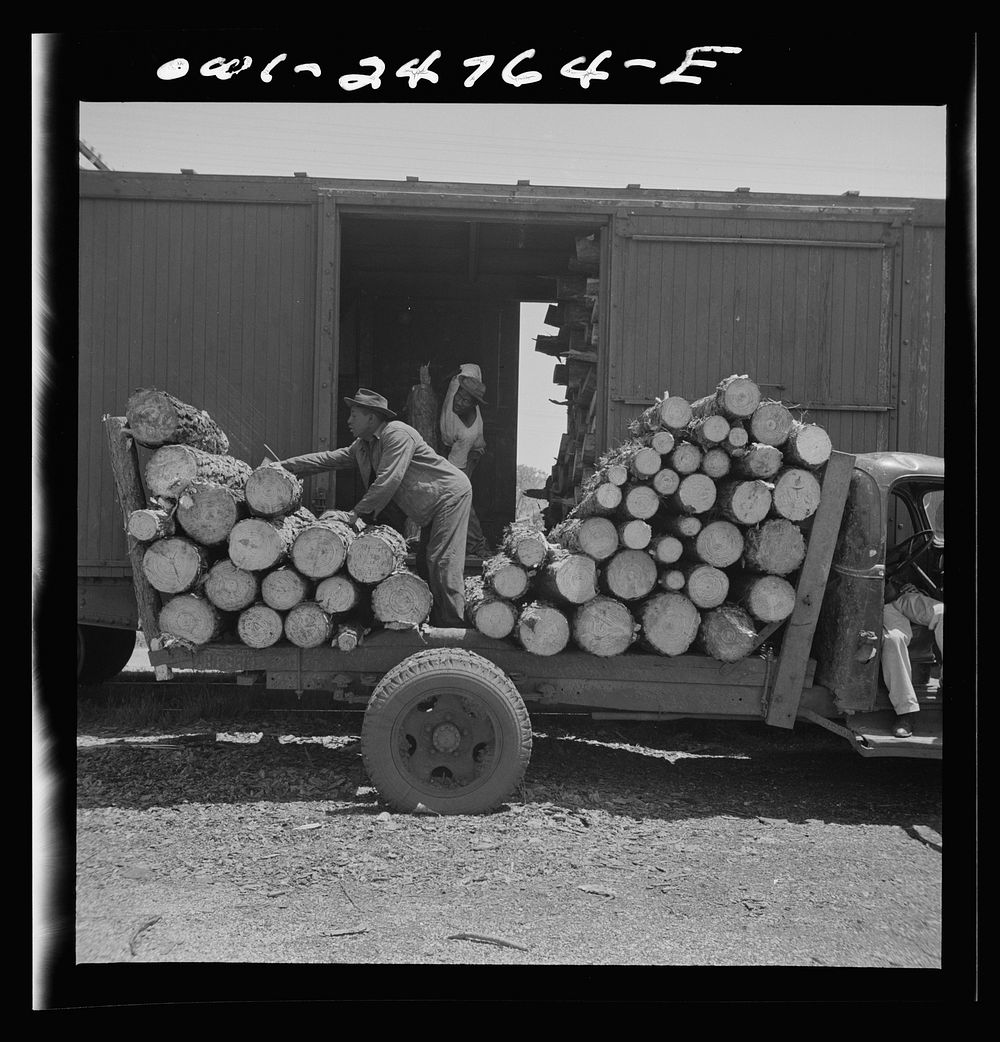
[604,206,906,455]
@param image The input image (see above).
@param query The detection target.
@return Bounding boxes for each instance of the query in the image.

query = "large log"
[229,507,317,572]
[666,473,718,515]
[572,596,638,657]
[237,602,285,648]
[685,519,745,568]
[685,414,731,449]
[372,570,433,629]
[290,513,358,579]
[176,480,248,546]
[639,592,701,656]
[482,553,532,600]
[783,421,833,468]
[618,519,652,550]
[699,606,758,662]
[690,375,762,420]
[731,443,784,480]
[515,601,571,656]
[728,574,797,623]
[700,448,731,480]
[627,446,663,480]
[629,395,693,434]
[601,548,658,602]
[641,429,676,455]
[203,559,260,612]
[126,388,230,455]
[741,519,807,575]
[748,401,795,447]
[464,576,518,639]
[244,464,304,519]
[680,563,730,610]
[145,444,252,499]
[159,593,224,645]
[315,573,365,615]
[535,550,598,606]
[649,534,683,565]
[548,515,619,562]
[501,520,550,569]
[621,483,661,520]
[570,482,622,518]
[771,468,823,522]
[346,524,408,584]
[261,566,313,611]
[651,467,681,496]
[715,479,773,526]
[127,507,176,542]
[284,601,335,649]
[668,442,703,476]
[141,536,211,594]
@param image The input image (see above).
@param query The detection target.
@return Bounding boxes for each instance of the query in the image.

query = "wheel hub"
[431,721,462,753]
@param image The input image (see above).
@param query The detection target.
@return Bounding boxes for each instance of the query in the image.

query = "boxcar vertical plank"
[312,193,338,507]
[765,450,855,728]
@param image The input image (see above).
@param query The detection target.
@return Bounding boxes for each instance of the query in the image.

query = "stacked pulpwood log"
[536,234,602,523]
[121,389,432,651]
[465,374,832,663]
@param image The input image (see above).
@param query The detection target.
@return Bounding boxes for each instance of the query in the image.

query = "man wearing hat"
[272,388,473,628]
[440,364,492,558]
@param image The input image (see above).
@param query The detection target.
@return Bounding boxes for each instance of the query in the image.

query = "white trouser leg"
[882,603,920,715]
[894,590,944,658]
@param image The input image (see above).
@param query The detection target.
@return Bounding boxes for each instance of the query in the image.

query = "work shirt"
[279,420,471,527]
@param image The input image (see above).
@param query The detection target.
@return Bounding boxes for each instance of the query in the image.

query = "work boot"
[892,712,918,738]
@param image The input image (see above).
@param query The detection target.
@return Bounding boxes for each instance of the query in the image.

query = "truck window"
[924,489,944,543]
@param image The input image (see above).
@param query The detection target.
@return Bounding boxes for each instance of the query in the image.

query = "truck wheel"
[77,625,137,683]
[361,648,532,815]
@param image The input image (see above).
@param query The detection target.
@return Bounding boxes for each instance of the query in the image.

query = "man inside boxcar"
[272,388,473,628]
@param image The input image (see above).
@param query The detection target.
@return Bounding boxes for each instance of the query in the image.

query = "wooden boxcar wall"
[603,206,944,459]
[78,185,323,577]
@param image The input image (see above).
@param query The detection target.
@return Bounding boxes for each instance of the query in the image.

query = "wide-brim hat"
[343,387,397,418]
[457,374,488,406]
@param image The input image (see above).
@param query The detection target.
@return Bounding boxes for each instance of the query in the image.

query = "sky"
[75,102,949,471]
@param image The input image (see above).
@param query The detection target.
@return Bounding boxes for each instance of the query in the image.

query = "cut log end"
[516,602,571,656]
[261,566,312,611]
[284,602,334,648]
[159,594,223,645]
[372,571,433,629]
[204,560,259,612]
[245,465,303,518]
[572,596,638,657]
[699,606,758,662]
[315,574,363,615]
[640,593,701,656]
[602,548,658,602]
[237,603,285,649]
[141,537,207,593]
[771,468,823,522]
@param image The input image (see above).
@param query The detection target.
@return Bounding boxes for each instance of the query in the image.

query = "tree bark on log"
[515,601,571,656]
[334,620,370,651]
[284,601,335,648]
[572,596,638,657]
[501,521,550,568]
[731,443,784,480]
[642,430,676,455]
[628,446,663,480]
[548,516,619,561]
[668,442,703,475]
[685,519,745,568]
[237,603,285,649]
[127,508,176,542]
[228,508,317,572]
[464,577,518,639]
[741,519,807,575]
[345,524,408,584]
[748,401,794,447]
[700,448,731,480]
[290,514,357,578]
[617,519,652,550]
[728,574,797,623]
[142,536,212,593]
[639,593,701,656]
[690,375,762,420]
[159,593,224,645]
[601,548,658,602]
[372,570,433,629]
[405,364,440,452]
[685,414,731,449]
[680,563,730,609]
[176,480,248,546]
[261,566,313,611]
[783,421,833,468]
[658,568,687,592]
[629,395,693,434]
[770,468,823,522]
[315,573,365,615]
[699,606,758,662]
[649,534,683,564]
[715,479,773,525]
[482,553,532,600]
[244,464,304,519]
[145,444,253,499]
[651,468,680,496]
[204,559,260,612]
[621,484,661,520]
[534,550,598,606]
[666,473,717,515]
[126,388,230,455]
[570,482,622,518]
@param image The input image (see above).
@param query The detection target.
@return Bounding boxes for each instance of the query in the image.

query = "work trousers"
[881,592,945,715]
[461,451,491,557]
[418,488,473,628]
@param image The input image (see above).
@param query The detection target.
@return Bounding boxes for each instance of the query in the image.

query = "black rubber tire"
[77,625,137,683]
[361,648,532,815]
